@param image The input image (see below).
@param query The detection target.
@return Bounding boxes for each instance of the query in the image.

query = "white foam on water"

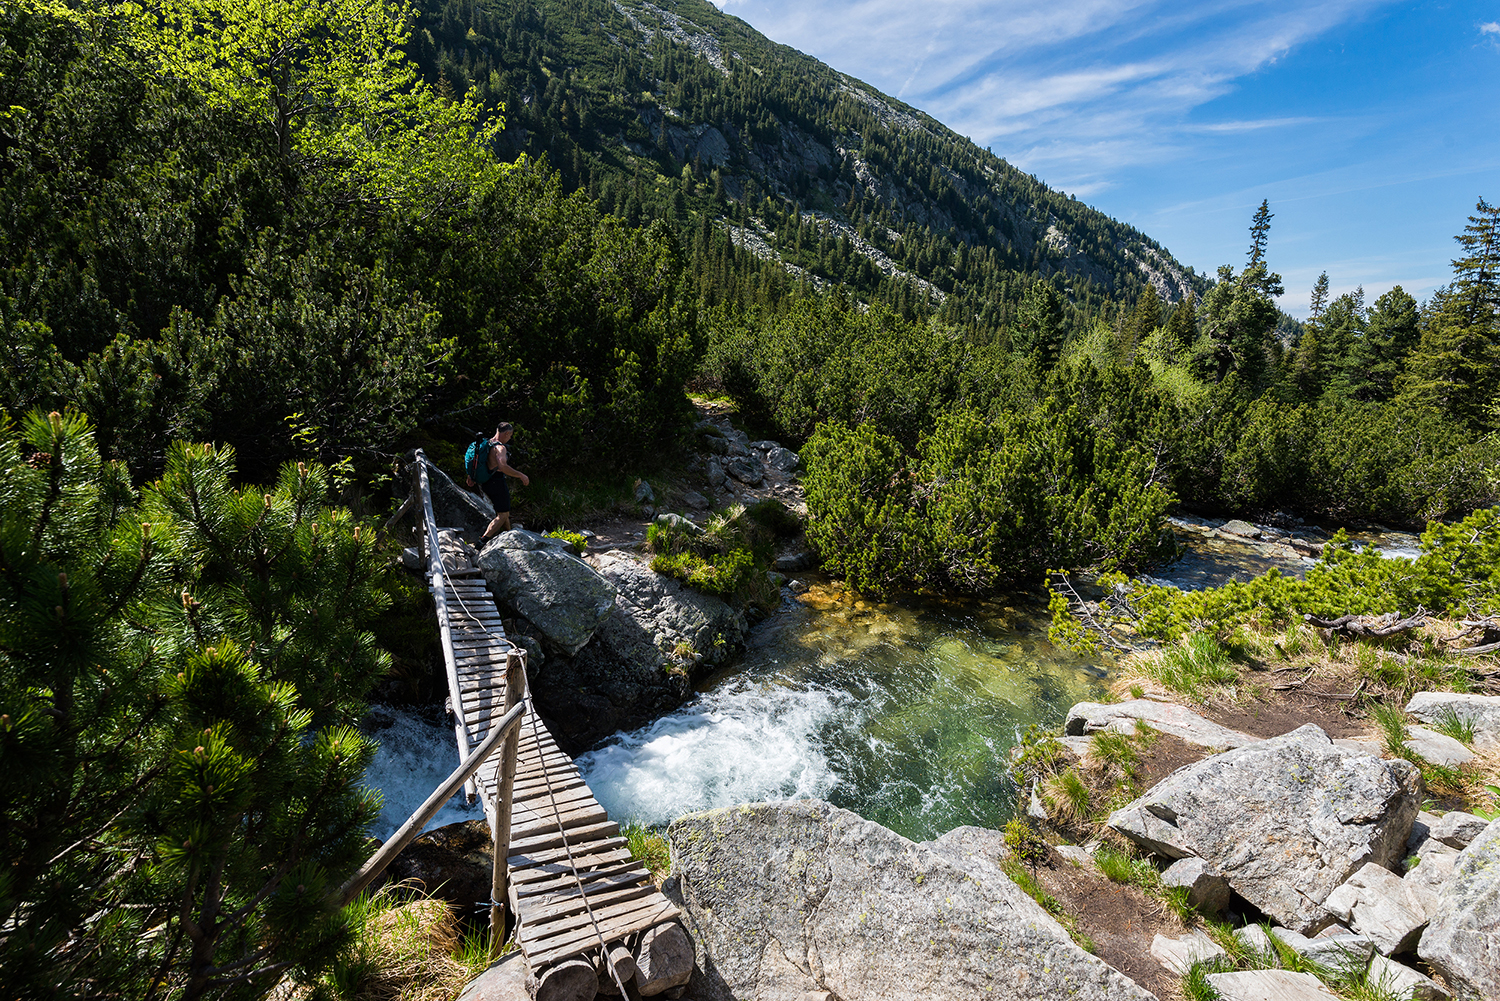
[361,704,482,841]
[577,682,853,827]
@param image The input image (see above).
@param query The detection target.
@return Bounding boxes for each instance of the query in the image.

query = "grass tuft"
[621,819,672,879]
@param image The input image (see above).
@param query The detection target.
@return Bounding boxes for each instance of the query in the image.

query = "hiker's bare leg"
[483,513,508,539]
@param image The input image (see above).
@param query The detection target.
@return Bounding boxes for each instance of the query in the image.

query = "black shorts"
[481,474,510,513]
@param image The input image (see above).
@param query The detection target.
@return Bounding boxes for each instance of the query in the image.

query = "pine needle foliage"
[0,411,391,999]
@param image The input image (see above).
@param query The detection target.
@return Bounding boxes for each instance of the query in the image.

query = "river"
[362,516,1421,842]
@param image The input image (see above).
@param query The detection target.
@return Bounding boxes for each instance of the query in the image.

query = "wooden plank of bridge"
[413,453,684,998]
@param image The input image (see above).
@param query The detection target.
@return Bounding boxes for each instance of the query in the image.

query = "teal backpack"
[465,433,494,484]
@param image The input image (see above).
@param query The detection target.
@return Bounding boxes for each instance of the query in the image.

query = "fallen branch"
[1273,666,1317,691]
[1051,572,1131,652]
[1304,608,1427,640]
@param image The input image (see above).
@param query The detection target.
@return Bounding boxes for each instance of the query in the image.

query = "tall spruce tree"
[1013,279,1067,370]
[1397,199,1500,427]
[1247,199,1274,267]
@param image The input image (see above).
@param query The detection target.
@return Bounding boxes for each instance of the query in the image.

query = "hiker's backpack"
[465,433,494,484]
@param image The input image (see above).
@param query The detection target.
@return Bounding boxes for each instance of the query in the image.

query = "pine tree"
[1247,199,1274,267]
[1013,279,1067,370]
[1309,272,1330,325]
[0,413,389,998]
[1396,200,1500,427]
[1164,293,1197,355]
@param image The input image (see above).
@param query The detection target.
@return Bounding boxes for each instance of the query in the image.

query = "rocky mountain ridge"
[409,0,1207,327]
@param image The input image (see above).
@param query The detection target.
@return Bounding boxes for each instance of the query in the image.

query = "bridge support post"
[490,650,525,954]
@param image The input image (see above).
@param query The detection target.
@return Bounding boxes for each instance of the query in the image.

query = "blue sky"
[709,1,1500,316]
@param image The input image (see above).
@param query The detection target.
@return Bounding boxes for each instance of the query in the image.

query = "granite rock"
[667,801,1158,1001]
[1418,818,1500,1000]
[1108,725,1422,933]
[1065,699,1258,749]
[1405,692,1500,751]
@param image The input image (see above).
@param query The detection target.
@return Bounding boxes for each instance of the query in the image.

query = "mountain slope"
[409,0,1206,330]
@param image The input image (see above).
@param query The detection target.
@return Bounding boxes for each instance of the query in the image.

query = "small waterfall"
[361,704,483,841]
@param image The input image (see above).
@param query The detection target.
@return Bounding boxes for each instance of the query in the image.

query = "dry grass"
[273,884,494,1001]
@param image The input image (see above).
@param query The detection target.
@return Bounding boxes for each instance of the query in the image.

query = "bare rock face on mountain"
[1418,818,1500,1000]
[666,800,1158,1001]
[1107,725,1422,934]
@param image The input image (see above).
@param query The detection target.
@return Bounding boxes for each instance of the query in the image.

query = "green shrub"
[651,548,756,598]
[746,497,803,537]
[544,529,588,552]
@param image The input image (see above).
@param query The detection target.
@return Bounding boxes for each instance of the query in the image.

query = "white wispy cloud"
[1480,21,1500,35]
[709,1,1396,186]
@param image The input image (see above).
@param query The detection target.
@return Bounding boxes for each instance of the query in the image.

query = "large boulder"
[1065,699,1259,749]
[529,552,747,751]
[1406,692,1500,752]
[1107,724,1422,934]
[402,455,494,541]
[477,530,615,656]
[666,800,1158,1001]
[1418,817,1500,999]
[593,552,746,670]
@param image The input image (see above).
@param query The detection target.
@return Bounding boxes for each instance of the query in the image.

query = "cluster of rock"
[689,418,801,499]
[1179,514,1332,560]
[433,686,1499,1000]
[1082,696,1500,1001]
[395,420,809,752]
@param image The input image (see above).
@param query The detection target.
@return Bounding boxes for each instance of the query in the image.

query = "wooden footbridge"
[340,452,692,1001]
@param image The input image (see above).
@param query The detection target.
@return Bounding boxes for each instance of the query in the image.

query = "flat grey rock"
[1406,692,1500,751]
[1220,519,1262,539]
[1162,856,1231,914]
[1271,927,1376,970]
[1150,930,1225,974]
[683,490,710,510]
[1234,923,1277,962]
[1405,839,1462,900]
[1205,969,1339,1000]
[1405,726,1476,767]
[1108,724,1422,934]
[1064,699,1259,748]
[1419,817,1500,999]
[667,801,1158,1001]
[1322,861,1438,955]
[1431,811,1490,849]
[1366,954,1450,1000]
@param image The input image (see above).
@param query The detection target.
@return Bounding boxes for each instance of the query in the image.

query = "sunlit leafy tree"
[132,0,499,209]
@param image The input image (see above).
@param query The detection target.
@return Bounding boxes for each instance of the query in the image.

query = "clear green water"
[577,583,1109,842]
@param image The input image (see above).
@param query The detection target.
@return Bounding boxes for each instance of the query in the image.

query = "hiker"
[467,422,530,539]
